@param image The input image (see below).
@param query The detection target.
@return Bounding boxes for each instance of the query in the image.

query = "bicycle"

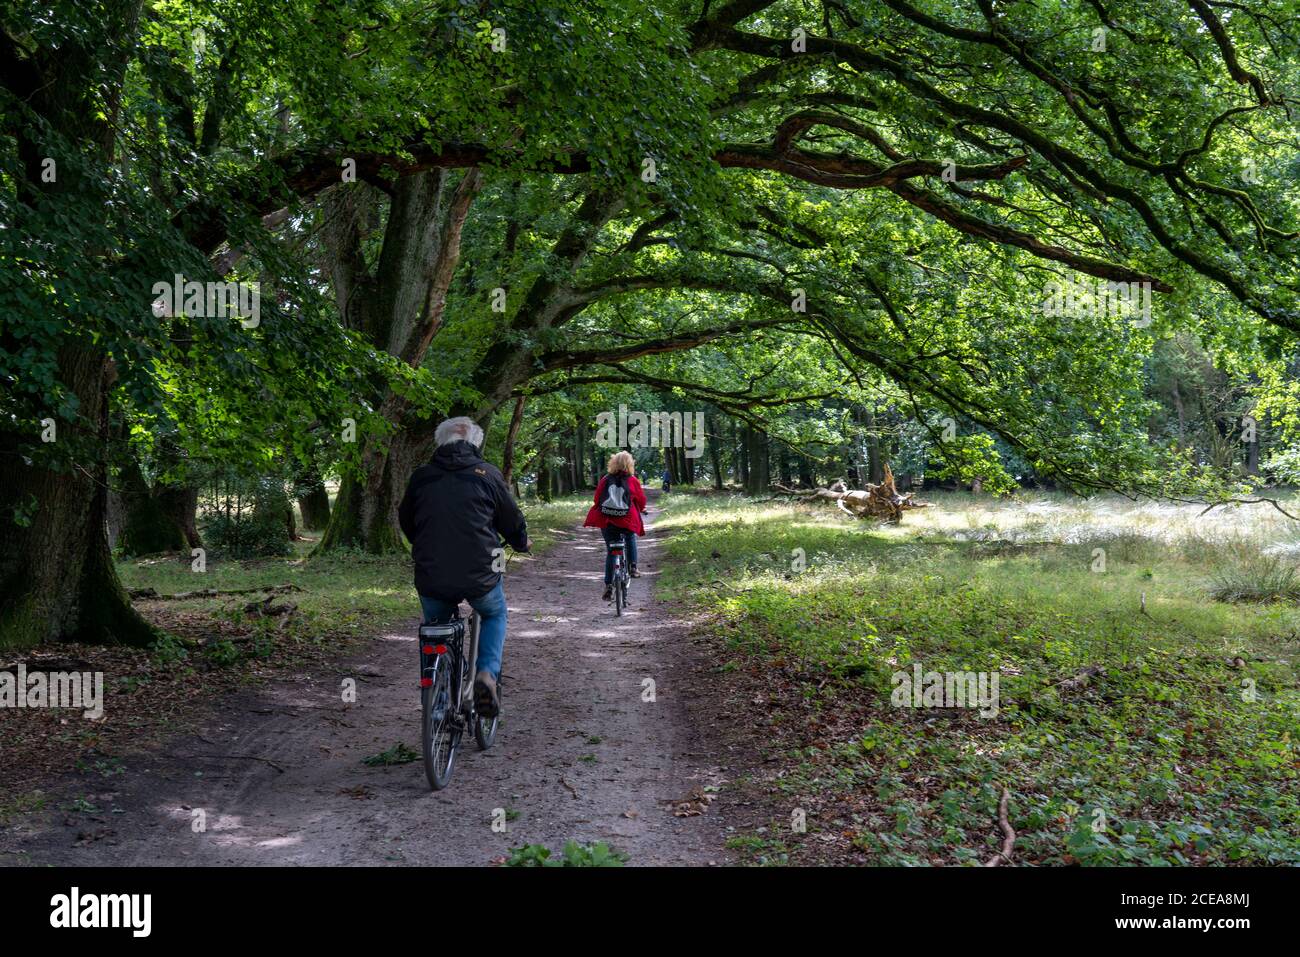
[418,608,499,791]
[607,533,631,616]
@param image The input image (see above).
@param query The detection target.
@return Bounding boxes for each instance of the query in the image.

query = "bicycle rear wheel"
[422,655,459,790]
[614,563,624,616]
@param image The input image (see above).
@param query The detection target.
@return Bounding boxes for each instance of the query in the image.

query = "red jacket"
[584,473,647,535]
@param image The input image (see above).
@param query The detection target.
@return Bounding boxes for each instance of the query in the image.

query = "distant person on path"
[662,468,672,492]
[398,416,529,718]
[585,451,647,600]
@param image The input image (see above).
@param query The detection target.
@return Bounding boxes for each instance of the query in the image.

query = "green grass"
[723,834,789,866]
[0,790,48,825]
[119,541,412,646]
[656,489,1300,865]
[362,742,420,766]
[115,497,581,650]
[1208,550,1300,604]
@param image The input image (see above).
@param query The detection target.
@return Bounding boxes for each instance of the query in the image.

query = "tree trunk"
[283,494,299,540]
[319,431,427,553]
[295,472,332,531]
[573,424,586,489]
[798,457,815,488]
[107,486,125,550]
[170,483,201,548]
[705,413,724,489]
[566,435,578,493]
[1171,380,1186,448]
[117,455,197,556]
[315,169,481,554]
[744,427,769,495]
[556,440,573,495]
[737,423,750,487]
[866,408,884,484]
[536,440,553,502]
[501,395,526,490]
[0,349,156,650]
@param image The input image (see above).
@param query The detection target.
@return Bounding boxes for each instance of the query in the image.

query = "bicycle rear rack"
[418,620,463,688]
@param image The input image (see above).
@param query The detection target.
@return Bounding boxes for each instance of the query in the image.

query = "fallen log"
[1,656,95,675]
[772,466,927,523]
[129,583,303,601]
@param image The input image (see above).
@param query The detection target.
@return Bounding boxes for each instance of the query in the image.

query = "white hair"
[435,416,484,448]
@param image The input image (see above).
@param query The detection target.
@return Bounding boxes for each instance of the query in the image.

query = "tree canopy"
[2,0,1298,648]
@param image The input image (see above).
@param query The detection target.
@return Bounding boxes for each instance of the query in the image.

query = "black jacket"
[398,441,529,601]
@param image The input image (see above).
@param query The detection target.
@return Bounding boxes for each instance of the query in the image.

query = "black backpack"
[599,473,631,517]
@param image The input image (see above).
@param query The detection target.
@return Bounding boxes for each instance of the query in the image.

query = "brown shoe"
[473,670,499,718]
[629,564,641,578]
[602,585,613,601]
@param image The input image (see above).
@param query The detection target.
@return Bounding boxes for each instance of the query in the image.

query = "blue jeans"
[419,581,507,680]
[602,526,638,585]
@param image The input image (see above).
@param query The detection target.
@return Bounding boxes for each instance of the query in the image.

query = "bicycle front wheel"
[475,710,499,750]
[422,657,459,790]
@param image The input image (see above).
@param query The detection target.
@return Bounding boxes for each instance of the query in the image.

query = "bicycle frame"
[460,612,480,709]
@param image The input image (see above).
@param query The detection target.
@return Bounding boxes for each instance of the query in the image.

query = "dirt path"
[1,496,732,866]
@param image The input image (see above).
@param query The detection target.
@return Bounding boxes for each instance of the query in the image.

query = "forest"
[1,0,1298,872]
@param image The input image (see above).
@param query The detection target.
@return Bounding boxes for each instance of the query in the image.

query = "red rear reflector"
[434,644,447,655]
[422,645,434,654]
[419,677,432,688]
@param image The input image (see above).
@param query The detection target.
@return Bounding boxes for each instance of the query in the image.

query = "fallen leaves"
[662,786,717,818]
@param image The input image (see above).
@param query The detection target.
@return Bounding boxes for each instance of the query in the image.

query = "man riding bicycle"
[398,417,529,718]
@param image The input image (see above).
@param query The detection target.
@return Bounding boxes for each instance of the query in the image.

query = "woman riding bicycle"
[584,450,647,601]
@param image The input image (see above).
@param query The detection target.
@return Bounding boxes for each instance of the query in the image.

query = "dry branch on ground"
[773,465,928,523]
[984,788,1017,866]
[128,583,303,601]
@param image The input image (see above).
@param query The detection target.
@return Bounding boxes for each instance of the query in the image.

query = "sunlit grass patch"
[660,490,1300,865]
